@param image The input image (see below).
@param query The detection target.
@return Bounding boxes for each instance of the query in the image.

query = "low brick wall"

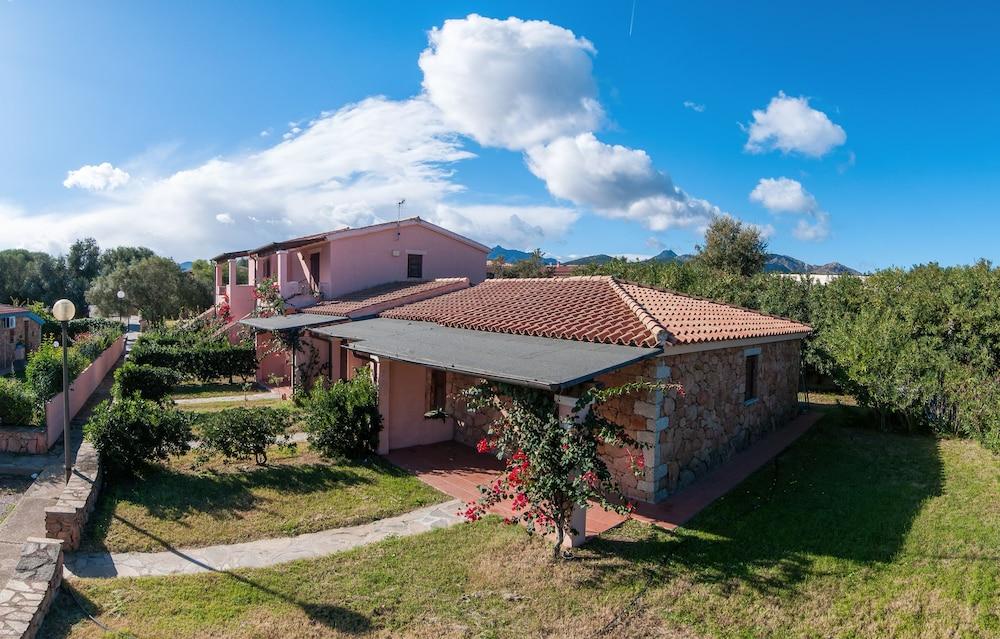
[43,441,101,551]
[0,538,63,639]
[0,429,48,456]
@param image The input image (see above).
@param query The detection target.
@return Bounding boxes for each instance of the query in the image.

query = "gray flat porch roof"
[239,313,347,331]
[310,318,662,391]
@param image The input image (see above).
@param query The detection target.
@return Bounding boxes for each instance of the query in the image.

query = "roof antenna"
[396,199,405,240]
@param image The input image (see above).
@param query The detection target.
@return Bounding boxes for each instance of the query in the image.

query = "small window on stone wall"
[744,352,759,403]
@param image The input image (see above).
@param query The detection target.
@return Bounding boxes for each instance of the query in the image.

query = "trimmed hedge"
[42,317,123,339]
[0,378,36,427]
[129,341,256,382]
[196,406,294,465]
[75,326,123,362]
[84,396,192,478]
[113,362,182,402]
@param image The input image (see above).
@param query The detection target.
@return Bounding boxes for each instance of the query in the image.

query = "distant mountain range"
[179,260,193,272]
[489,246,859,275]
[488,246,558,265]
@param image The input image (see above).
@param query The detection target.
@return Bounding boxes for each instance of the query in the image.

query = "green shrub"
[0,378,36,427]
[25,343,89,402]
[196,406,294,465]
[74,326,123,362]
[303,375,381,459]
[113,362,181,402]
[84,397,192,478]
[42,317,123,339]
[130,339,256,382]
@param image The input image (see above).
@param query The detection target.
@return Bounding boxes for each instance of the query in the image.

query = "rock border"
[43,442,101,552]
[0,538,63,639]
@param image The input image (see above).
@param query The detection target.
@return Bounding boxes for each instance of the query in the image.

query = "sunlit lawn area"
[78,446,447,554]
[169,380,270,400]
[174,397,288,413]
[43,406,1000,638]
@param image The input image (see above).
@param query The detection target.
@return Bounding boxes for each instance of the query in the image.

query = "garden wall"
[0,537,63,639]
[44,441,101,551]
[43,334,125,449]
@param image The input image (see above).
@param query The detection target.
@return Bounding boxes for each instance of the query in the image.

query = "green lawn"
[169,380,269,400]
[45,407,1000,638]
[78,447,447,553]
[174,397,288,413]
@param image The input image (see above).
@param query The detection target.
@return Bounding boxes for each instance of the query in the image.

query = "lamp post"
[52,299,76,483]
[116,289,126,328]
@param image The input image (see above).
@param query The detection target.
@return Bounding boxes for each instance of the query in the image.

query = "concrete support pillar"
[276,250,289,297]
[214,262,222,292]
[247,257,257,286]
[375,357,391,455]
[227,259,238,290]
[554,393,589,549]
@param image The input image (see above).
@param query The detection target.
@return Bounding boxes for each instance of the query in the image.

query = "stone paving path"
[65,499,464,578]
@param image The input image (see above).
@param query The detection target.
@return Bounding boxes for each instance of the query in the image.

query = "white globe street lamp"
[116,290,126,328]
[52,299,76,483]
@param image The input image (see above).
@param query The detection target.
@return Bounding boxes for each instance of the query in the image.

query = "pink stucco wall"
[326,224,487,297]
[381,360,454,450]
[45,334,125,448]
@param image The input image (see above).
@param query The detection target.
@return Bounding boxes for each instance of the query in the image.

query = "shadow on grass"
[583,406,944,596]
[81,456,405,553]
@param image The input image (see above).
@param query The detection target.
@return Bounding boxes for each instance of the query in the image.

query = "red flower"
[511,493,528,511]
[476,438,492,454]
[582,470,599,487]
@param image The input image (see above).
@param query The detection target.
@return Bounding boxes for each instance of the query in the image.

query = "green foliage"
[195,406,295,465]
[113,362,182,402]
[42,317,123,339]
[302,374,382,459]
[0,378,36,426]
[497,249,552,279]
[74,327,123,361]
[692,216,768,277]
[129,329,256,382]
[84,397,192,478]
[462,379,673,557]
[86,256,212,324]
[25,342,89,402]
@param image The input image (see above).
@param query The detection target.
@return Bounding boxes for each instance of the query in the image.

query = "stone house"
[0,304,43,374]
[308,276,810,504]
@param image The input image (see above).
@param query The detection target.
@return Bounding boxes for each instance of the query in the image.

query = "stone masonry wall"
[0,538,63,639]
[446,372,494,448]
[657,339,801,497]
[43,441,101,551]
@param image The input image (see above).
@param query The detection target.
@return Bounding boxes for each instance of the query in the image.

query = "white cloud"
[215,213,234,224]
[433,203,579,249]
[794,211,830,241]
[419,14,603,150]
[645,236,665,250]
[749,177,817,214]
[62,162,131,191]
[683,101,705,113]
[749,177,830,242]
[744,91,846,157]
[749,222,776,240]
[259,130,271,138]
[526,133,720,231]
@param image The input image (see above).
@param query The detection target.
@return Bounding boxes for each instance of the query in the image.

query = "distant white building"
[776,273,866,285]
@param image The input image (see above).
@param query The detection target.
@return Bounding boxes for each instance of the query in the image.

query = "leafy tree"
[98,246,155,275]
[189,259,216,290]
[693,217,768,277]
[87,256,211,324]
[503,249,551,279]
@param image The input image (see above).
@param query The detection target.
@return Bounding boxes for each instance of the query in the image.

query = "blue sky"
[2,1,998,271]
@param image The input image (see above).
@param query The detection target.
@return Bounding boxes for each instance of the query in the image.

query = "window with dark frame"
[407,253,423,279]
[744,353,759,402]
[428,369,447,411]
[309,252,321,285]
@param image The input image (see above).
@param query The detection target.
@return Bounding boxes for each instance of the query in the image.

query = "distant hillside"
[563,254,615,266]
[178,260,193,272]
[488,246,557,265]
[764,254,860,275]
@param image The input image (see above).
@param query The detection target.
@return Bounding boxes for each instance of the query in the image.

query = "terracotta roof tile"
[0,304,29,315]
[310,279,469,317]
[382,276,811,348]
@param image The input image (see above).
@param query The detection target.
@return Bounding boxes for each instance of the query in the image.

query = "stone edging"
[0,538,63,639]
[43,442,101,552]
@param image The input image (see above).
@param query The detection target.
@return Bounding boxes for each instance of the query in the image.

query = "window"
[428,369,446,412]
[407,253,423,279]
[1,317,14,330]
[263,258,271,279]
[744,352,760,403]
[309,252,321,285]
